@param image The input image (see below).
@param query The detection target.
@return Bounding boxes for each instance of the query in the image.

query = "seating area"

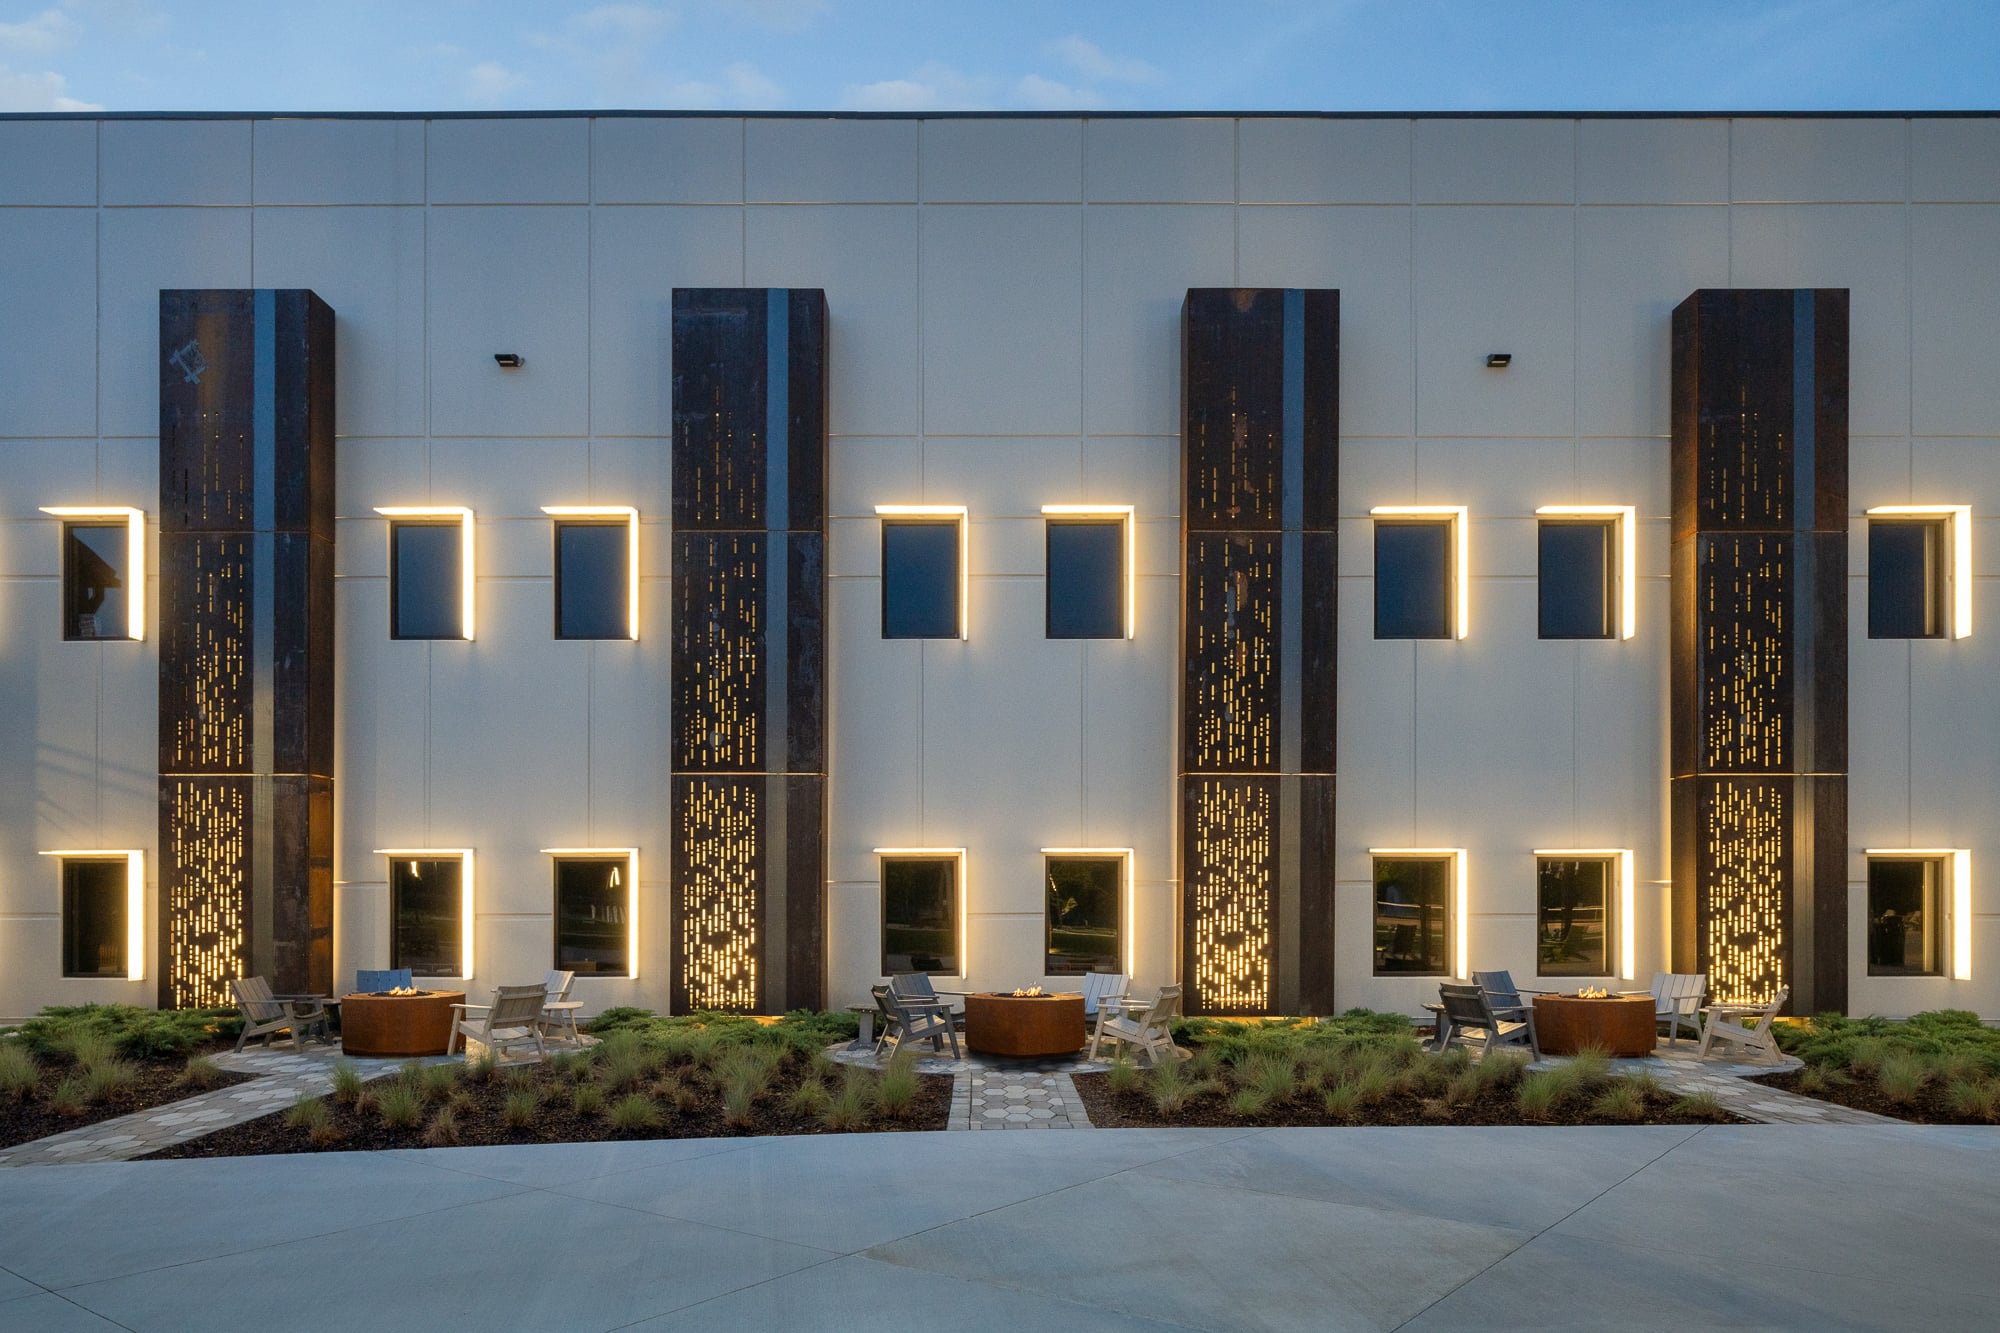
[228,969,592,1064]
[1429,969,1789,1065]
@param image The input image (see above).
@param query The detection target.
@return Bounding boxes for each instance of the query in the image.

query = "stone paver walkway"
[1575,1042,1901,1125]
[827,1040,1106,1129]
[0,1045,448,1168]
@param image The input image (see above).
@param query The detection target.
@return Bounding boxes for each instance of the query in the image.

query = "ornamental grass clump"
[1515,1070,1564,1121]
[1475,1051,1530,1093]
[377,1082,423,1129]
[785,1076,831,1118]
[1321,1081,1360,1121]
[609,1093,662,1132]
[285,1093,331,1132]
[464,1052,497,1084]
[0,1044,38,1100]
[422,1106,461,1147]
[875,1051,921,1119]
[1104,1056,1141,1095]
[420,1063,460,1103]
[81,1059,137,1104]
[47,1076,87,1117]
[1946,1079,2000,1122]
[330,1060,366,1104]
[178,1054,226,1090]
[571,1083,605,1118]
[1876,1051,1929,1105]
[62,1030,118,1073]
[821,1070,874,1130]
[1669,1090,1724,1120]
[1238,1053,1301,1106]
[502,1089,540,1130]
[1591,1080,1649,1123]
[597,1033,657,1092]
[1442,1068,1482,1110]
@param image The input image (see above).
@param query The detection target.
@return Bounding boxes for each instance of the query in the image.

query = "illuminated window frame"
[1040,846,1134,977]
[1369,506,1469,639]
[541,506,641,640]
[875,846,967,980]
[1865,505,1972,639]
[875,505,969,640]
[541,847,640,978]
[1864,848,1971,981]
[41,507,145,641]
[374,848,475,979]
[1532,848,1635,980]
[1368,847,1468,977]
[1534,505,1637,640]
[1040,505,1136,640]
[375,507,476,640]
[40,850,144,982]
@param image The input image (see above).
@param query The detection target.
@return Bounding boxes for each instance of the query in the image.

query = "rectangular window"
[1869,518,1944,639]
[881,854,959,976]
[1372,856,1452,976]
[60,522,133,641]
[1372,513,1462,639]
[554,857,631,977]
[389,856,464,977]
[62,858,127,978]
[1868,857,1943,977]
[551,518,634,640]
[878,512,964,639]
[1538,520,1615,639]
[390,522,466,640]
[1044,854,1123,975]
[1536,856,1613,976]
[1043,509,1130,639]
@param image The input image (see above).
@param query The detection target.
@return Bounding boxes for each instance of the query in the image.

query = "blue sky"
[3,0,1996,115]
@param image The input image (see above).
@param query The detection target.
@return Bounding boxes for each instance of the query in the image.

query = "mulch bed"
[1074,1073,1745,1129]
[1,1048,253,1151]
[1746,1069,1997,1125]
[143,1064,953,1159]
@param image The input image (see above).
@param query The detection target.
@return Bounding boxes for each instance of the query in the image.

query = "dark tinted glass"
[392,523,463,639]
[390,857,462,976]
[1046,521,1123,639]
[63,524,128,640]
[1867,859,1941,976]
[882,521,959,639]
[1538,521,1613,639]
[1046,858,1120,975]
[883,858,957,975]
[1537,858,1611,976]
[556,523,629,639]
[62,859,125,978]
[1869,520,1941,639]
[555,859,630,976]
[1375,522,1451,639]
[1374,858,1449,975]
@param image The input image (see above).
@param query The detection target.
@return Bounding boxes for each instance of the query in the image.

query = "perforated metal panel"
[1184,534,1280,773]
[160,779,249,1009]
[1701,779,1788,1003]
[672,533,766,773]
[673,777,762,1012]
[1186,778,1276,1012]
[1698,534,1790,772]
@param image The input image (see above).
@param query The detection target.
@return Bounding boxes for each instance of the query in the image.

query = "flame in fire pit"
[1010,986,1045,997]
[1576,986,1608,999]
[387,986,419,996]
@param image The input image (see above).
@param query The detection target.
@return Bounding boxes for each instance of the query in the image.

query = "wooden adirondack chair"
[231,976,329,1052]
[1088,984,1182,1065]
[1078,971,1129,1021]
[1436,982,1540,1060]
[1470,970,1550,1024]
[874,984,959,1058]
[1698,987,1788,1061]
[447,984,549,1064]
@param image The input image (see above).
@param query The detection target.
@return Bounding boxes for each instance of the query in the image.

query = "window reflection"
[63,524,127,640]
[555,858,630,976]
[1046,520,1123,639]
[1373,858,1449,975]
[62,859,125,978]
[1374,522,1451,639]
[1536,857,1611,976]
[390,857,462,976]
[1868,858,1942,976]
[1538,520,1614,639]
[1045,857,1120,975]
[882,858,957,975]
[556,522,630,639]
[392,523,463,639]
[881,521,959,639]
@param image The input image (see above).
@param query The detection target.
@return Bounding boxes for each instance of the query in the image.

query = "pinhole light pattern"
[162,537,249,769]
[1186,534,1279,770]
[1705,780,1787,1004]
[674,534,764,771]
[1699,533,1789,771]
[1188,779,1274,1011]
[678,778,759,1011]
[162,780,247,1009]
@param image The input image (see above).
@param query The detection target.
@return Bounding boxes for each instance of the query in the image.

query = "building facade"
[1,110,1996,1023]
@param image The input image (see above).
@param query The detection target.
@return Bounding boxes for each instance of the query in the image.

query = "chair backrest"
[1471,970,1522,1010]
[1080,972,1129,1014]
[481,984,550,1033]
[1140,984,1183,1029]
[1754,987,1790,1023]
[356,968,414,994]
[1652,972,1705,1006]
[232,976,285,1021]
[1438,982,1493,1030]
[890,972,938,1002]
[544,969,575,1003]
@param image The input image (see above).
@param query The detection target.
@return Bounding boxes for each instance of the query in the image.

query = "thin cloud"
[717,0,829,34]
[0,8,78,55]
[576,3,676,39]
[1047,34,1159,84]
[841,62,996,111]
[1015,73,1104,110]
[463,60,526,106]
[0,63,99,110]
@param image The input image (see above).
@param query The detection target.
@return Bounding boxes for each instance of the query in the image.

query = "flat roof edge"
[3,108,1999,123]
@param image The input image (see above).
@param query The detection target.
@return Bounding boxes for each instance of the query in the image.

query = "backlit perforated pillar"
[158,290,335,1008]
[1179,289,1337,1016]
[1670,288,1848,1014]
[670,288,827,1014]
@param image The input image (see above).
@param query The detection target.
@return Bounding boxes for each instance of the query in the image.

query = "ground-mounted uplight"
[1535,504,1637,640]
[373,848,475,979]
[40,506,145,640]
[40,850,144,981]
[374,507,476,639]
[1534,847,1636,980]
[1369,846,1468,976]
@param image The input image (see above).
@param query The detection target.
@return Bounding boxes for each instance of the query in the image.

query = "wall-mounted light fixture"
[541,847,640,978]
[541,506,641,640]
[1536,504,1638,640]
[373,848,476,978]
[40,850,145,981]
[1865,848,1972,981]
[1368,847,1469,977]
[1865,505,1972,638]
[875,505,971,640]
[1040,846,1136,976]
[1040,504,1137,640]
[1369,505,1470,639]
[374,506,476,639]
[874,847,968,980]
[1486,353,1512,369]
[40,506,146,640]
[494,354,524,369]
[1534,847,1636,980]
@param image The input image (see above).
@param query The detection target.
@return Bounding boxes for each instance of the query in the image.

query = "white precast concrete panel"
[829,437,924,519]
[0,119,95,205]
[1083,204,1237,437]
[97,207,251,438]
[1911,119,2000,202]
[1415,118,1574,205]
[1577,118,1731,205]
[1574,206,1732,439]
[1083,436,1180,516]
[1910,205,2000,438]
[426,206,590,437]
[253,207,428,439]
[589,206,744,438]
[825,577,924,883]
[101,119,250,206]
[1731,117,1908,203]
[746,118,917,204]
[0,210,97,438]
[1236,117,1412,205]
[920,118,1082,203]
[428,118,590,204]
[333,577,430,883]
[253,119,426,206]
[1083,118,1234,203]
[591,117,745,204]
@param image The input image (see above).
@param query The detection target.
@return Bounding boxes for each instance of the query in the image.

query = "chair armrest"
[1484,1001,1533,1018]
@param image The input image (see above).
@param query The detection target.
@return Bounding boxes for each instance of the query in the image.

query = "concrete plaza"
[0,1124,1994,1331]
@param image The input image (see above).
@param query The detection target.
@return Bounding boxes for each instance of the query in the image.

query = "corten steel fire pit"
[1532,992,1656,1057]
[339,990,466,1058]
[963,992,1087,1057]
